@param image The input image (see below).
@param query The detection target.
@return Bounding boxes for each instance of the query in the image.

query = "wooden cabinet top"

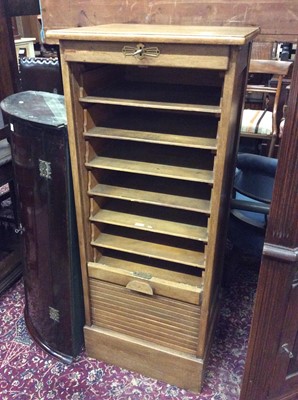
[46,24,259,45]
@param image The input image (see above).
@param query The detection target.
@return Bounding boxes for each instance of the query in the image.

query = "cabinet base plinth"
[84,325,204,393]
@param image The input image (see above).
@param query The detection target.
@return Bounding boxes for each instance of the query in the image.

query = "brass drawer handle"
[126,280,154,295]
[122,43,160,60]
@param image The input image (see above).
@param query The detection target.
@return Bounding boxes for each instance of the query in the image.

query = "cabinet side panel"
[198,43,251,358]
[59,51,91,325]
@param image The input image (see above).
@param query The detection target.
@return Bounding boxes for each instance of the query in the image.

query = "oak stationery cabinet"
[47,24,259,391]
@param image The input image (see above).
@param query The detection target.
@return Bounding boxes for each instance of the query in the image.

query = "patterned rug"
[0,268,258,400]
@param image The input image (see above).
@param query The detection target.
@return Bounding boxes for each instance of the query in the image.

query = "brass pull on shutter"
[126,280,154,295]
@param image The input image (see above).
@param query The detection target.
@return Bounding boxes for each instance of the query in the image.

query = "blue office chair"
[224,153,278,284]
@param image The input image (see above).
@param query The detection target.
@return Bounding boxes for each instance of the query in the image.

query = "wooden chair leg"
[8,179,18,224]
[268,135,277,158]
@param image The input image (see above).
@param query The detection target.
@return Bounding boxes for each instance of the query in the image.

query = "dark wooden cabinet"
[240,57,298,400]
[0,0,19,100]
[1,91,84,362]
[5,0,40,17]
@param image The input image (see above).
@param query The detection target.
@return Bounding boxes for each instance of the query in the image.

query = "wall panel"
[41,1,298,43]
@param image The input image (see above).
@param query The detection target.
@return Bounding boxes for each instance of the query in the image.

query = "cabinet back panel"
[87,139,215,172]
[85,106,220,142]
[80,65,223,108]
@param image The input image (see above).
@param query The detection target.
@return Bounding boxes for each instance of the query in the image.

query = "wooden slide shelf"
[88,184,211,214]
[90,209,208,241]
[79,95,221,114]
[84,127,218,150]
[86,157,214,183]
[91,233,206,268]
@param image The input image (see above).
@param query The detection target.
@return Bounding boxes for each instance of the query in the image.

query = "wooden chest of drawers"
[47,24,259,392]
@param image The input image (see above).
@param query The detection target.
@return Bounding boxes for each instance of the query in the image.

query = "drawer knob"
[126,280,154,295]
[122,43,160,60]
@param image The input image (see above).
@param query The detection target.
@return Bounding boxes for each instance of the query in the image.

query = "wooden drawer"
[62,40,229,69]
[89,277,201,355]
